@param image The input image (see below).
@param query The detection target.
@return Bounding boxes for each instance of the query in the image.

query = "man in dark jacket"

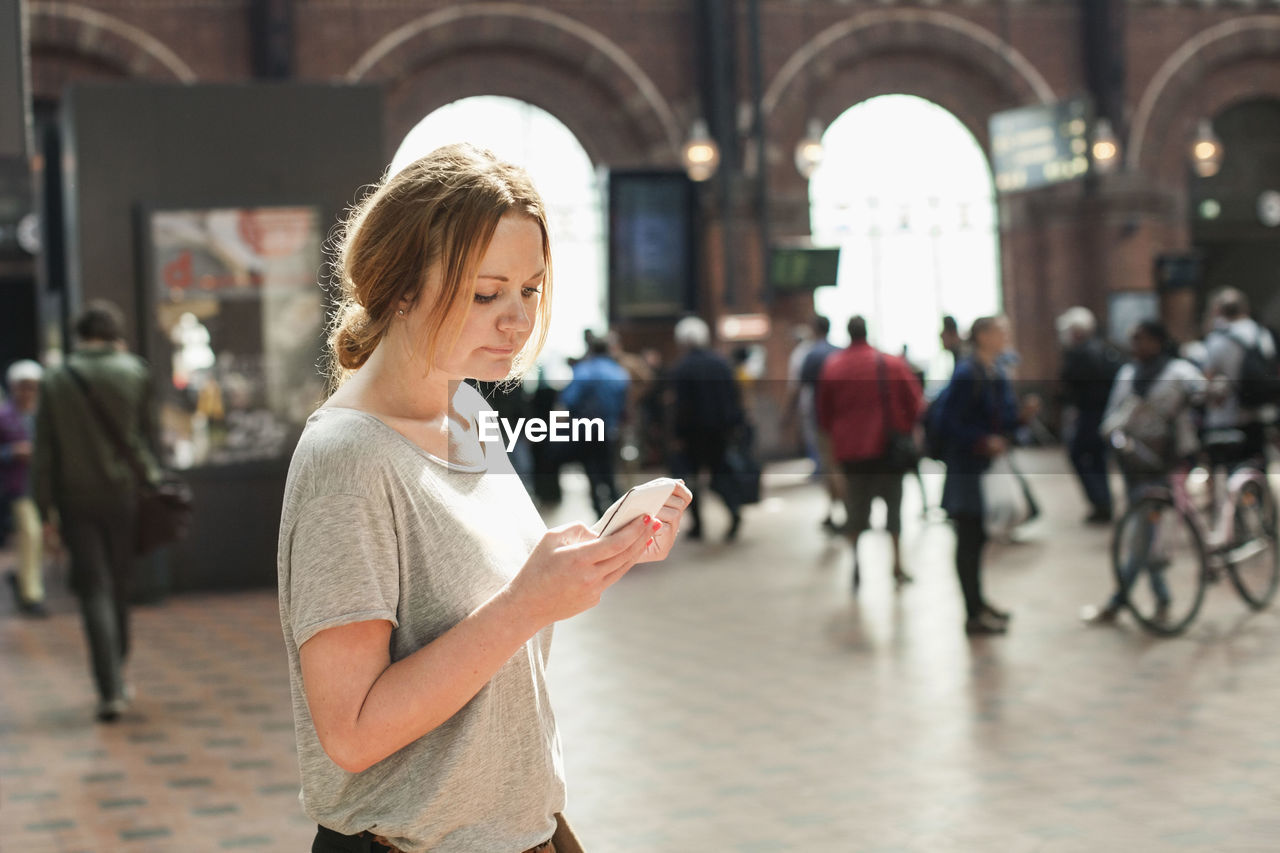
[33,301,158,722]
[668,316,745,541]
[1057,307,1119,523]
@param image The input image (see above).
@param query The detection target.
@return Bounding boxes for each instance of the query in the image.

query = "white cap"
[6,359,44,386]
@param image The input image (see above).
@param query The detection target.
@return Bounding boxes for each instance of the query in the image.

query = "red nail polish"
[652,520,661,531]
[646,537,654,547]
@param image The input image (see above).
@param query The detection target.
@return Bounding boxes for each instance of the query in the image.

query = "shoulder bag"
[64,365,193,555]
[876,355,921,472]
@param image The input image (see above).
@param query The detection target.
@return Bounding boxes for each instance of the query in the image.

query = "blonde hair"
[326,143,553,389]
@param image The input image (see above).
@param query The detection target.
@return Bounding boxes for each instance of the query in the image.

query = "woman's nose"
[499,293,533,331]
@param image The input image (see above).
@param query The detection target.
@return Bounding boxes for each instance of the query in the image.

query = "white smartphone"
[590,478,679,537]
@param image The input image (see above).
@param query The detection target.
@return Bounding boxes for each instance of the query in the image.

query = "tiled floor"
[3,450,1279,852]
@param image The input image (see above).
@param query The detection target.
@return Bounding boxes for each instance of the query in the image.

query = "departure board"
[990,99,1092,193]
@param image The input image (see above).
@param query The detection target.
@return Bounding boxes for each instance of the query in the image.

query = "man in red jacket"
[817,316,925,593]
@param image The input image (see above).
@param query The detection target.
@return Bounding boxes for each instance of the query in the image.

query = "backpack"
[923,368,989,461]
[922,385,951,462]
[1221,329,1280,409]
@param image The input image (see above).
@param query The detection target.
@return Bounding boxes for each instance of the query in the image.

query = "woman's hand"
[983,435,1010,457]
[635,479,693,564]
[507,513,662,628]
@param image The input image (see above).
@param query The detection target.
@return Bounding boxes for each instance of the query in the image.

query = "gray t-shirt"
[277,390,564,852]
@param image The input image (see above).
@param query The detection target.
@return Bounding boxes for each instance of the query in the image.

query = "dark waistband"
[315,824,553,853]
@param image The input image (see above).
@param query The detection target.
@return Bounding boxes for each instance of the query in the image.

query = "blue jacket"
[938,357,1020,518]
[560,355,630,434]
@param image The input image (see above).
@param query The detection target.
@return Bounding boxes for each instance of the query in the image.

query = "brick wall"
[25,0,1280,448]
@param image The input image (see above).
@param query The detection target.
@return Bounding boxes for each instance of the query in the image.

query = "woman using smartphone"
[278,143,691,853]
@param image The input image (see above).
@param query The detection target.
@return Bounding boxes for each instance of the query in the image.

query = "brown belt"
[361,830,553,853]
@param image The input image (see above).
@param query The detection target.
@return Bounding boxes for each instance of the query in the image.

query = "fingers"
[655,481,692,527]
[597,515,661,576]
[566,513,653,564]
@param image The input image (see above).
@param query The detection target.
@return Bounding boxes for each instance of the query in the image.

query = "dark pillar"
[695,0,740,309]
[1082,0,1126,137]
[249,0,294,79]
[0,0,40,365]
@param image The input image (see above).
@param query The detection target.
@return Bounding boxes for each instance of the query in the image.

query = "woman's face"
[410,213,545,383]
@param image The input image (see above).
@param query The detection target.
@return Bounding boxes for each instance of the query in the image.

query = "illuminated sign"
[990,99,1092,193]
[718,314,771,341]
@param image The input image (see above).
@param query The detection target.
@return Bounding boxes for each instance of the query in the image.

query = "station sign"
[768,244,841,292]
[990,98,1092,193]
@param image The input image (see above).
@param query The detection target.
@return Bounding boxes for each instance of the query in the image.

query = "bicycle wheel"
[1226,478,1279,609]
[1112,495,1208,636]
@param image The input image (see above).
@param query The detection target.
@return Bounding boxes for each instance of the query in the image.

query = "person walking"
[935,316,1029,636]
[560,334,630,517]
[1057,307,1121,524]
[1083,320,1207,625]
[817,316,924,592]
[797,316,844,533]
[2,359,47,617]
[1200,287,1275,473]
[279,144,690,853]
[32,301,158,720]
[668,315,745,541]
[784,323,817,464]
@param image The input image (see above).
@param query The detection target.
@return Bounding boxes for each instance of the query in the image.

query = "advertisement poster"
[146,206,326,469]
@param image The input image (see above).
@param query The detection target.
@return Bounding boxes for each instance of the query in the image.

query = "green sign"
[769,246,841,292]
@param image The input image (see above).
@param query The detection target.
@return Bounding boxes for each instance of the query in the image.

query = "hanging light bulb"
[1189,118,1224,178]
[1090,117,1120,175]
[794,118,825,179]
[681,119,720,182]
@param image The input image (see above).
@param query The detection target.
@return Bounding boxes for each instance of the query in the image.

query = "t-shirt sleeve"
[286,492,401,647]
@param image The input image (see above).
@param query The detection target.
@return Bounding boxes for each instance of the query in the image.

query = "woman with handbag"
[935,316,1037,636]
[279,144,691,853]
[32,300,159,721]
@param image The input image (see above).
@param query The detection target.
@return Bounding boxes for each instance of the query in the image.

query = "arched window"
[808,95,1001,373]
[391,96,605,381]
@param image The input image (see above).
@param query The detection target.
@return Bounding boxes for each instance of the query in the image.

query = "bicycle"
[1109,436,1279,636]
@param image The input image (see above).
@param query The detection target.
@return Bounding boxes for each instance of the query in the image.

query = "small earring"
[397,309,405,316]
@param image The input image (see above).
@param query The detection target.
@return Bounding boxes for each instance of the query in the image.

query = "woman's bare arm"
[299,513,659,773]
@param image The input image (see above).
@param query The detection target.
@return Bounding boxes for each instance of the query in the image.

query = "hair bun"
[331,304,376,371]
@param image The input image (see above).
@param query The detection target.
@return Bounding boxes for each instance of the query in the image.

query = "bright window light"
[808,95,1002,379]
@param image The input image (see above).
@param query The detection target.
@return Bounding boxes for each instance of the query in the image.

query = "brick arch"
[27,1,197,94]
[1129,16,1280,186]
[763,8,1053,121]
[346,4,681,165]
[767,46,1034,235]
[381,51,663,170]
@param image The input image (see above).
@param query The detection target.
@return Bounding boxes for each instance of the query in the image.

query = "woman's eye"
[473,292,499,304]
[522,287,542,299]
